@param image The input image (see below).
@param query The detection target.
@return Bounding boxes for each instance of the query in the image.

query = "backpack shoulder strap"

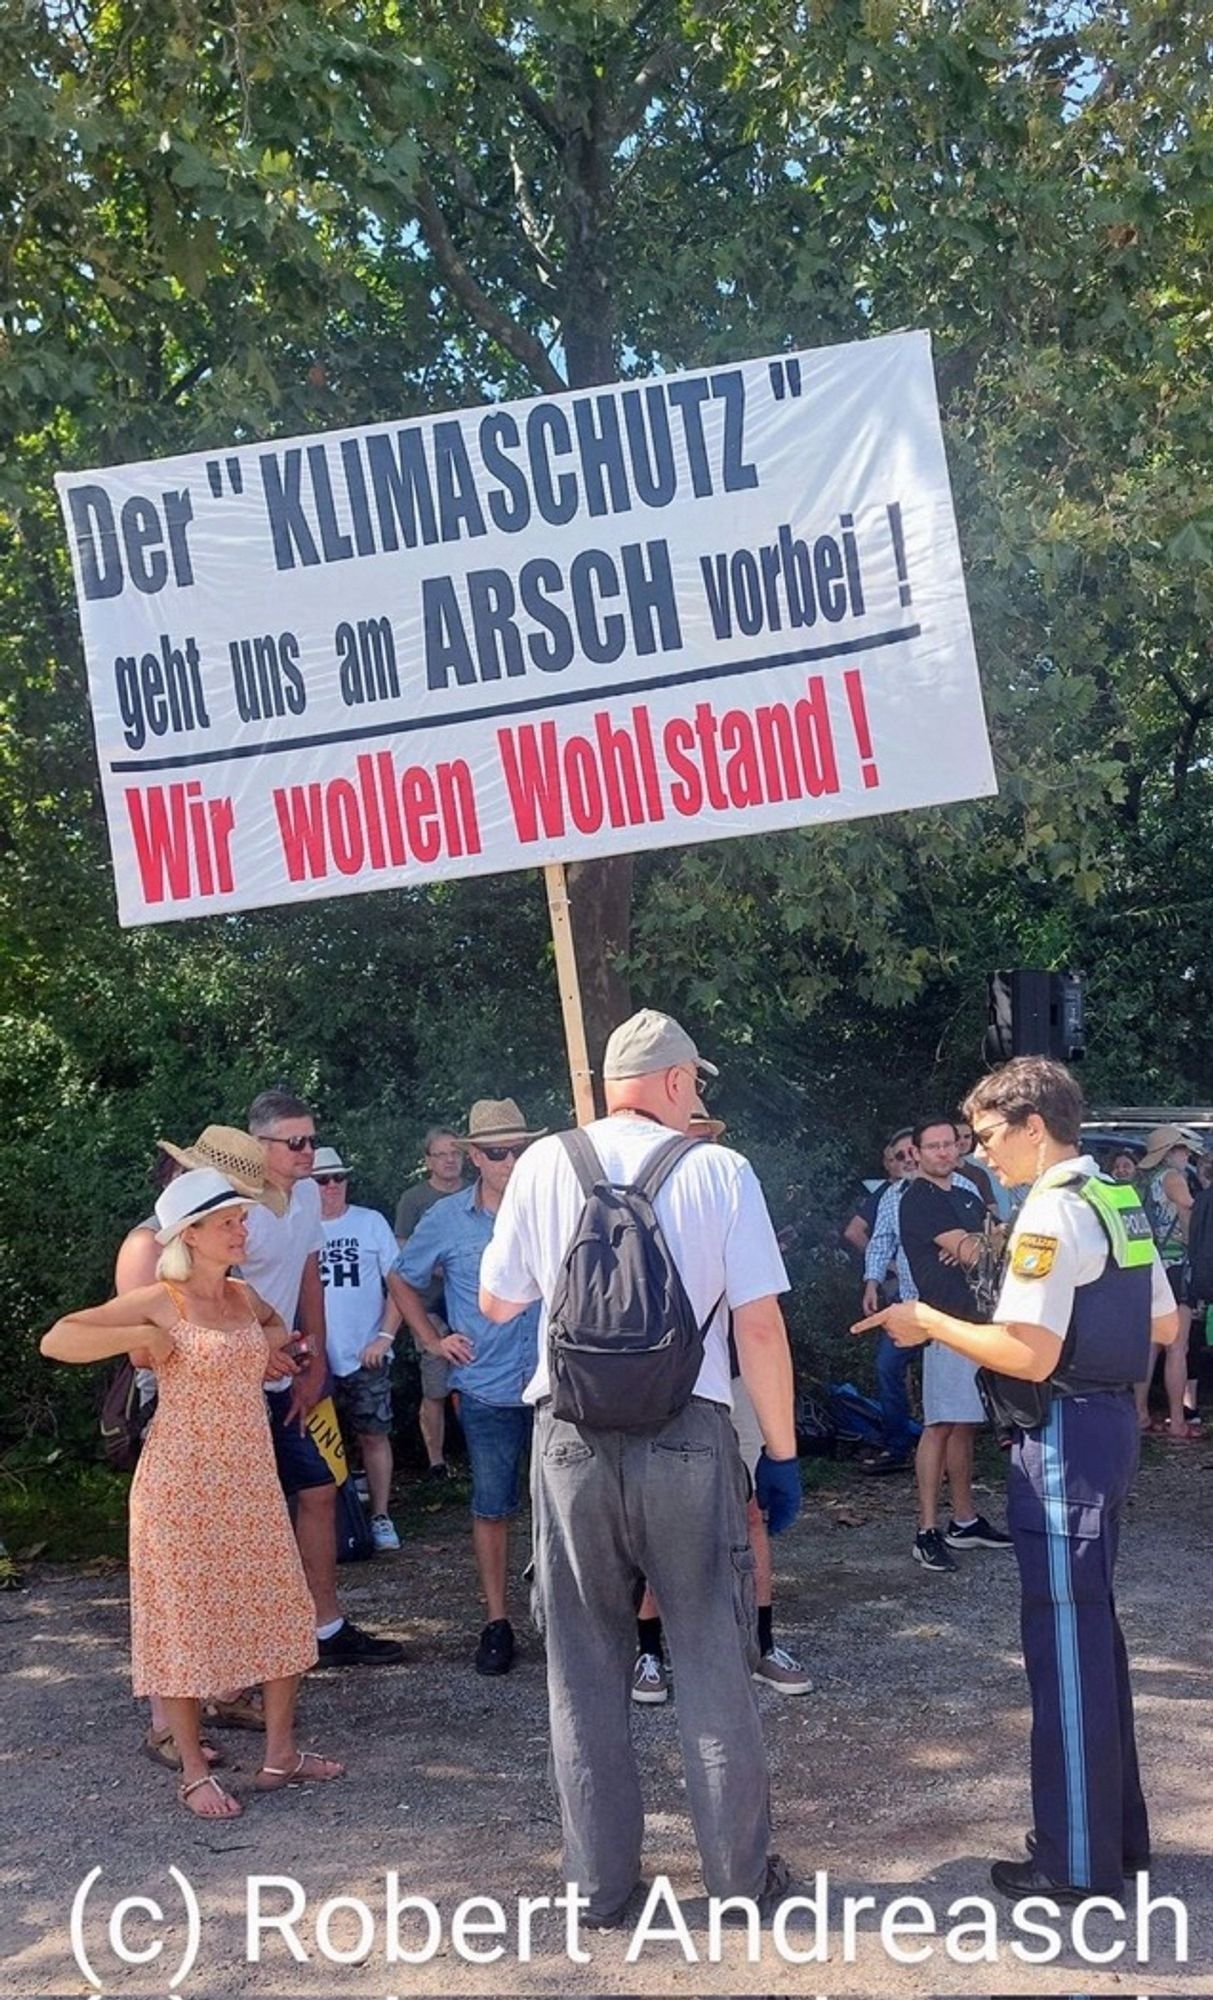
[635,1133,724,1333]
[635,1133,704,1203]
[558,1127,604,1199]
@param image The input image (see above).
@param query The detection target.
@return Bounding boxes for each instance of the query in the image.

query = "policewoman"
[854,1057,1177,1901]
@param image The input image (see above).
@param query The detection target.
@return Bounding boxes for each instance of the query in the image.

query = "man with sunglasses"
[841,1129,916,1259]
[314,1147,403,1552]
[244,1090,403,1667]
[388,1099,544,1676]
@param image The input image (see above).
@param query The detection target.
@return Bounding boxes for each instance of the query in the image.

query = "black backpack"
[1187,1184,1213,1304]
[99,1361,154,1472]
[547,1128,721,1431]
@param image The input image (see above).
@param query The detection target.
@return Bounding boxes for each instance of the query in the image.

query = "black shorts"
[266,1387,336,1496]
[1165,1264,1189,1309]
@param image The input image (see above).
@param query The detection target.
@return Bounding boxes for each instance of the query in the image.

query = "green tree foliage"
[1,0,1211,1442]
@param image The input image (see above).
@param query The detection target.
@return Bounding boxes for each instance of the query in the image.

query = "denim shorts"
[267,1387,336,1495]
[458,1393,533,1519]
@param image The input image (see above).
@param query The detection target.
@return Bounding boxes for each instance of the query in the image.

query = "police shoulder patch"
[1011,1232,1057,1279]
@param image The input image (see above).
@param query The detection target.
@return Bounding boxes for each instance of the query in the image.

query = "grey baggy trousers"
[532,1397,771,1920]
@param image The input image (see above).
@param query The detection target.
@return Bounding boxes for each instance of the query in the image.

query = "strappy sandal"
[179,1773,242,1818]
[255,1751,345,1792]
[202,1692,266,1731]
[143,1727,224,1773]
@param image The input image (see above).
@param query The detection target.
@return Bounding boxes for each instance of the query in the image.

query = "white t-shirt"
[239,1177,325,1390]
[996,1155,1173,1341]
[320,1203,399,1376]
[480,1114,789,1407]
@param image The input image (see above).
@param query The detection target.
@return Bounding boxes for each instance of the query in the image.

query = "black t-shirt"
[899,1176,987,1316]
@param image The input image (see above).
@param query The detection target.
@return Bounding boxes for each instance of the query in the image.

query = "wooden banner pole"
[543,861,596,1128]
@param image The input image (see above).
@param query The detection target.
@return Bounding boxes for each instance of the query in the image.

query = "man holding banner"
[478,1011,799,1926]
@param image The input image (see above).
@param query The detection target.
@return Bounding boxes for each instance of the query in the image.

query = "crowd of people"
[843,1108,1213,1561]
[38,1022,1198,1920]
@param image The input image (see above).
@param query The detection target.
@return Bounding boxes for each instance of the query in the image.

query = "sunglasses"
[314,1174,348,1186]
[265,1133,317,1154]
[477,1143,527,1162]
[889,1148,915,1163]
[971,1120,1008,1149]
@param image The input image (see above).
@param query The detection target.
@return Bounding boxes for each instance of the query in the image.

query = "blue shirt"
[393,1184,539,1408]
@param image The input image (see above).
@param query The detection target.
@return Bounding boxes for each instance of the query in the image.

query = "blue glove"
[755,1451,801,1534]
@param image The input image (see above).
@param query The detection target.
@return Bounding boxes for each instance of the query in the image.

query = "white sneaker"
[630,1651,671,1704]
[752,1644,813,1695]
[370,1514,401,1552]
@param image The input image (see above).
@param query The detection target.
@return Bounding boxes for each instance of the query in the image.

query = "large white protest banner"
[56,329,995,926]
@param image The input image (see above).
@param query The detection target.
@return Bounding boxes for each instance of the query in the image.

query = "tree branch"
[508,141,558,287]
[612,36,684,142]
[470,25,568,151]
[161,357,211,406]
[411,177,566,394]
[1158,660,1206,722]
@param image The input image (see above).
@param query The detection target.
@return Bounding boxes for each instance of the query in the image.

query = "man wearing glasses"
[388,1099,544,1676]
[314,1146,403,1552]
[477,1012,799,1928]
[244,1090,403,1667]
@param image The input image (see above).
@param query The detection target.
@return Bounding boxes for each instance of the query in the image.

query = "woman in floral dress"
[43,1169,343,1818]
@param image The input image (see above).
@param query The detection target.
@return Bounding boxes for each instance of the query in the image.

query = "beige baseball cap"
[602,1009,719,1081]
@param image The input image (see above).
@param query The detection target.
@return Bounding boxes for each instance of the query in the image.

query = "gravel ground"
[2,1443,1210,1997]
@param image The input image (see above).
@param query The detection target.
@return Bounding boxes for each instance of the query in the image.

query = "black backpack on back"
[1187,1184,1213,1304]
[547,1128,721,1431]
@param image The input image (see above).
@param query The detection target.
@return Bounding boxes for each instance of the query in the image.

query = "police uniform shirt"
[996,1153,1173,1340]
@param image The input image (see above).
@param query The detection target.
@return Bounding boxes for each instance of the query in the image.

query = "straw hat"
[154,1168,251,1245]
[1139,1124,1200,1172]
[157,1124,286,1216]
[690,1095,726,1141]
[460,1099,548,1147]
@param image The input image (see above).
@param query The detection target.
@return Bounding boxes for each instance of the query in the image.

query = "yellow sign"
[305,1395,349,1484]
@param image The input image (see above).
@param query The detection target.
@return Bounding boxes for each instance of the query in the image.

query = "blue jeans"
[875,1333,915,1460]
[457,1393,532,1519]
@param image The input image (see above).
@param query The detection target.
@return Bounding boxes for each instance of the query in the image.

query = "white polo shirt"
[996,1156,1173,1340]
[480,1114,789,1407]
[239,1176,325,1390]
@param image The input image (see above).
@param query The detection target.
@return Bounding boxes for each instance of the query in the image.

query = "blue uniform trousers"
[1008,1392,1149,1892]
